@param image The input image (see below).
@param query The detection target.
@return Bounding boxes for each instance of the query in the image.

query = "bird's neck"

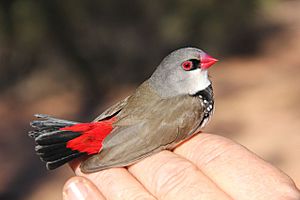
[148,70,212,99]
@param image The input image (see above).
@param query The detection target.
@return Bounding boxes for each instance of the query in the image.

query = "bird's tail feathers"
[29,114,86,170]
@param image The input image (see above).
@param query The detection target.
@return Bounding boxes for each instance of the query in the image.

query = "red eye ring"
[181,61,193,71]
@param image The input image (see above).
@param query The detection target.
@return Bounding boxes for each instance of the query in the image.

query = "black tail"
[29,114,86,170]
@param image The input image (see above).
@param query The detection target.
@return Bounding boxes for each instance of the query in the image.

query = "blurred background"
[0,0,299,199]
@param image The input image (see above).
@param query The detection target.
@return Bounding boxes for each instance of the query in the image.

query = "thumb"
[63,176,105,200]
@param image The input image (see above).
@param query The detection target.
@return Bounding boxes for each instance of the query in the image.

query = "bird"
[29,47,218,173]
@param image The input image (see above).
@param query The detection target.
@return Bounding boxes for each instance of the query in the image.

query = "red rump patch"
[60,117,116,155]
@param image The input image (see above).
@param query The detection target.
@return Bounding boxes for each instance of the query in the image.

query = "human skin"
[63,133,300,200]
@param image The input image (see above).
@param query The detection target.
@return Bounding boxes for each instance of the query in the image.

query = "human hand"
[62,133,300,200]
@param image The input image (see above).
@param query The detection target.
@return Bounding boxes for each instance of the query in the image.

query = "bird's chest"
[196,85,214,128]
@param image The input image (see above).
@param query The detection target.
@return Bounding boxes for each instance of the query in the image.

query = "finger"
[63,176,105,200]
[128,150,232,200]
[70,161,156,200]
[174,133,300,200]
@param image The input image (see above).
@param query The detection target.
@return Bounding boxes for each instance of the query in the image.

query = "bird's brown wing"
[81,81,204,173]
[93,96,130,122]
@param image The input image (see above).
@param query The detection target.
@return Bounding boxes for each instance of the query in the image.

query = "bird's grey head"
[149,47,218,98]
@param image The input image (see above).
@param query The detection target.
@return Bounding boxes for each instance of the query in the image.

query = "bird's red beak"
[200,53,218,69]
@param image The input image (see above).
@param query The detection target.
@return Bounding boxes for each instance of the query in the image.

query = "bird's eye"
[181,59,200,71]
[181,61,193,71]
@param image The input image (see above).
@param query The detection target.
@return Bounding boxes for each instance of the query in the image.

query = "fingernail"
[63,179,102,200]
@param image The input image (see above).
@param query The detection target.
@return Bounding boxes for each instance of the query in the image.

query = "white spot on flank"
[200,118,209,128]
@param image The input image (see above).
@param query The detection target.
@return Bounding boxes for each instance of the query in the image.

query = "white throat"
[149,68,211,98]
[187,69,211,95]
